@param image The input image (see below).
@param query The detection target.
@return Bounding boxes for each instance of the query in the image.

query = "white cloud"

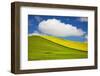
[85,35,88,39]
[28,31,40,36]
[34,16,42,22]
[84,34,88,42]
[38,19,85,37]
[28,31,47,36]
[79,17,88,22]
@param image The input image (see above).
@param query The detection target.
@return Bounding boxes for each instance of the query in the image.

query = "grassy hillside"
[40,35,87,51]
[28,35,88,61]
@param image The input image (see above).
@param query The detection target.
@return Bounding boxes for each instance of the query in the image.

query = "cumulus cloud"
[28,31,40,36]
[34,16,43,22]
[79,17,88,22]
[85,35,88,40]
[85,35,87,39]
[28,31,47,36]
[38,19,85,37]
[84,34,88,42]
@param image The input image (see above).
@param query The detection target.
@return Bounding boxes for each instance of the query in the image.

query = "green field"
[28,35,88,61]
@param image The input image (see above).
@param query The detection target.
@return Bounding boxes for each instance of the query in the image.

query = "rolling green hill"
[28,35,88,61]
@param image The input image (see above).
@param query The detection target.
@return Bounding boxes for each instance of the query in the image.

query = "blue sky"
[28,15,88,42]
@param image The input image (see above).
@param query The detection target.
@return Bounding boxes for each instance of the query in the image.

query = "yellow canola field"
[40,35,87,51]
